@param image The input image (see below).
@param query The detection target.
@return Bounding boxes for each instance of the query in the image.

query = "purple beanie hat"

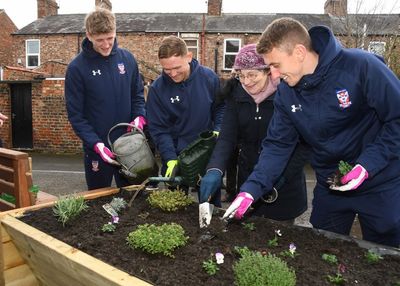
[233,44,268,70]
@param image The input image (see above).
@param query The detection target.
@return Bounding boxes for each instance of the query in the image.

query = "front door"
[10,83,33,149]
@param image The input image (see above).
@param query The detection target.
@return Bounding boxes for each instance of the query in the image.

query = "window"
[223,39,241,70]
[181,33,199,59]
[26,39,40,68]
[368,41,386,57]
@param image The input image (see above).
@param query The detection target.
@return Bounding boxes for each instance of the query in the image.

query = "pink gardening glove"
[330,164,368,191]
[222,192,254,220]
[94,143,119,165]
[127,116,147,132]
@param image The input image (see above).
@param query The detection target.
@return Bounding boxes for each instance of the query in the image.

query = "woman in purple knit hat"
[199,44,310,222]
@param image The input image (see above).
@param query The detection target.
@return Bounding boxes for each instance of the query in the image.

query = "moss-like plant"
[202,258,219,275]
[52,195,88,226]
[126,223,188,258]
[110,197,127,213]
[364,250,383,263]
[101,222,116,233]
[233,247,296,286]
[147,190,192,212]
[322,253,338,265]
[327,160,353,187]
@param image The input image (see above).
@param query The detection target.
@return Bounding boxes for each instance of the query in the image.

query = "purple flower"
[112,216,119,224]
[289,243,296,255]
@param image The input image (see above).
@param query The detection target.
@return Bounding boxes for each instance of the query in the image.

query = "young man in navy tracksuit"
[224,17,400,248]
[146,36,225,191]
[65,8,146,190]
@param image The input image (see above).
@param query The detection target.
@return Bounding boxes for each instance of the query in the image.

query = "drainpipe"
[201,14,206,65]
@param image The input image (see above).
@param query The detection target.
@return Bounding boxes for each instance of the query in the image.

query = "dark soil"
[20,190,400,286]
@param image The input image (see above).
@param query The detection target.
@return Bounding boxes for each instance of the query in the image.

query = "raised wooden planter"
[0,188,152,286]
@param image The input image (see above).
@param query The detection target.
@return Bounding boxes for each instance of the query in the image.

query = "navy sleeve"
[65,63,101,149]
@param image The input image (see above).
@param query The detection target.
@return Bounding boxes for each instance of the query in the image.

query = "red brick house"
[0,0,398,153]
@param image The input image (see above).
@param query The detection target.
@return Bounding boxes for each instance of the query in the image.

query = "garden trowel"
[199,202,214,228]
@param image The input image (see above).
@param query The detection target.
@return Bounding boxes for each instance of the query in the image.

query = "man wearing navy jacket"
[146,36,225,186]
[224,17,400,248]
[65,8,146,190]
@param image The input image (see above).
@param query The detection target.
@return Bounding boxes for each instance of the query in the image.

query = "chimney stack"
[37,0,58,19]
[207,0,222,16]
[324,0,347,17]
[95,0,112,11]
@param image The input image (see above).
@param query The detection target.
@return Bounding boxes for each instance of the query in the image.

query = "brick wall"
[32,79,82,153]
[0,10,18,67]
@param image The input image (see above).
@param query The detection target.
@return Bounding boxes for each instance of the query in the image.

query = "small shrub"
[147,190,192,212]
[338,160,353,175]
[242,222,256,231]
[233,248,296,286]
[322,253,338,265]
[126,223,188,258]
[52,195,88,226]
[109,197,127,213]
[101,222,116,233]
[267,237,279,247]
[365,250,383,263]
[202,259,219,275]
[326,273,346,285]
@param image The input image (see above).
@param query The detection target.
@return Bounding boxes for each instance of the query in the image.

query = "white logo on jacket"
[170,96,180,103]
[92,69,101,76]
[117,63,126,74]
[291,104,302,112]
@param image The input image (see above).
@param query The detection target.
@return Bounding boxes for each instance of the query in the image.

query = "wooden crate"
[0,188,152,286]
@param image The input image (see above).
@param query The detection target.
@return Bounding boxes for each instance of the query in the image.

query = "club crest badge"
[92,160,99,172]
[336,89,352,109]
[118,63,126,74]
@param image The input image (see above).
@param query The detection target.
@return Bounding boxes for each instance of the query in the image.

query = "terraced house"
[0,0,398,153]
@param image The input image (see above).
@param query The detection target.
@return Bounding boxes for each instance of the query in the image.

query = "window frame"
[223,38,241,70]
[25,39,40,68]
[180,33,199,60]
[368,41,386,57]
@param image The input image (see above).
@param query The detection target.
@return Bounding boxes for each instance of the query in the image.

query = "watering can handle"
[107,123,145,152]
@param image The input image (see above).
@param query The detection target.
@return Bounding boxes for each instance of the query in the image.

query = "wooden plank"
[0,223,5,286]
[0,149,28,160]
[0,165,14,183]
[0,199,15,212]
[1,225,10,243]
[0,157,13,169]
[4,264,38,286]
[2,241,24,270]
[13,159,31,208]
[1,216,152,286]
[0,180,15,196]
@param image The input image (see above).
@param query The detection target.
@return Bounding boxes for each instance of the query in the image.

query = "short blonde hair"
[257,17,312,55]
[85,8,116,35]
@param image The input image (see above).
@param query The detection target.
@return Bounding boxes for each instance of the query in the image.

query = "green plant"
[52,195,88,226]
[234,246,251,257]
[126,223,188,258]
[267,229,281,247]
[242,222,256,231]
[326,273,346,285]
[322,253,338,265]
[338,160,353,176]
[233,247,296,286]
[109,197,127,213]
[101,222,116,233]
[280,243,298,258]
[147,190,192,212]
[202,259,219,275]
[365,250,383,263]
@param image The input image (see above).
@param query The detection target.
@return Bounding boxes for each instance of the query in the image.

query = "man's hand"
[127,116,147,132]
[0,112,8,126]
[199,169,223,203]
[165,160,178,178]
[222,192,254,220]
[94,143,119,165]
[330,164,368,191]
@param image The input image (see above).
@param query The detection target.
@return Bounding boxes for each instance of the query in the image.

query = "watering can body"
[108,123,158,184]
